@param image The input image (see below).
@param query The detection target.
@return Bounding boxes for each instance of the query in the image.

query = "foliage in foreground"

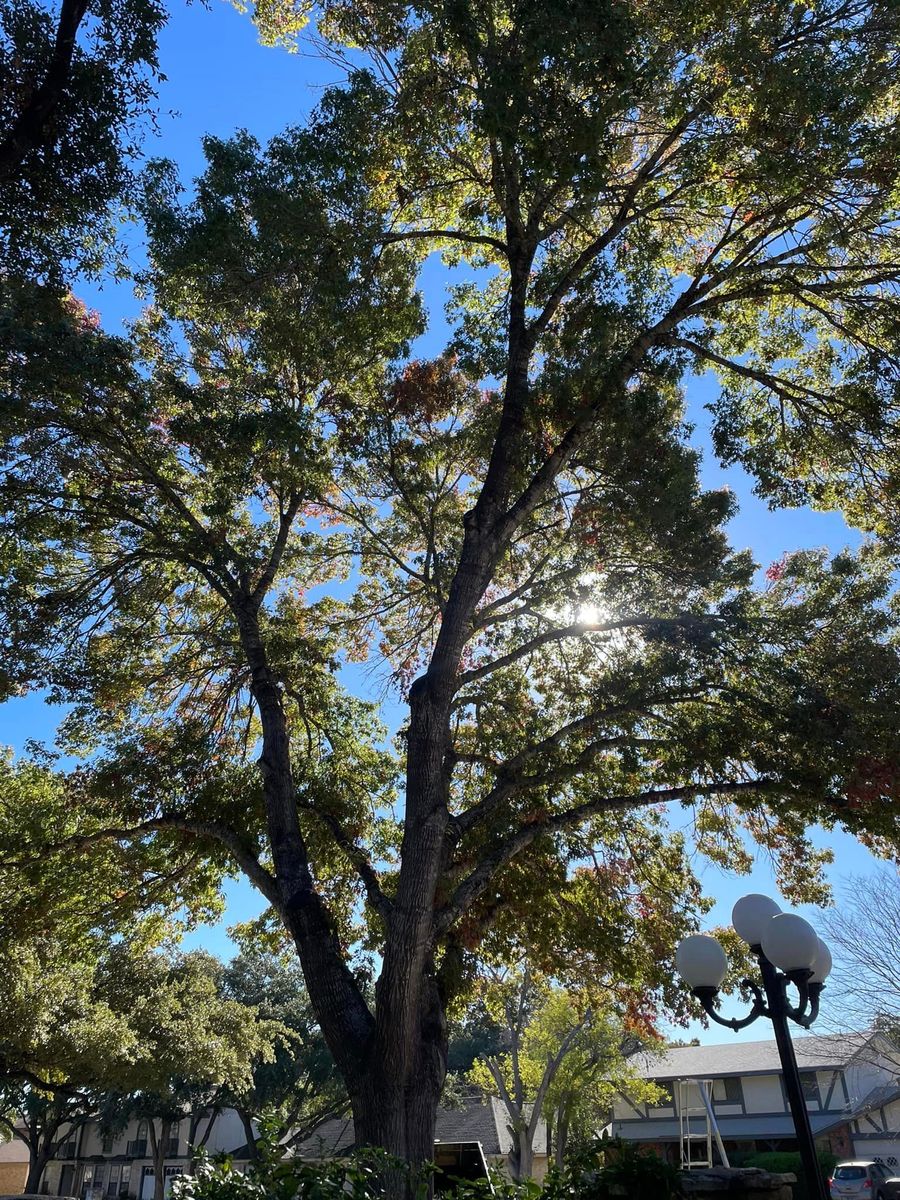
[172,1139,683,1200]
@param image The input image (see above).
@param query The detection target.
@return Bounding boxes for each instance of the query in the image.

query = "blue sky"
[0,0,885,1045]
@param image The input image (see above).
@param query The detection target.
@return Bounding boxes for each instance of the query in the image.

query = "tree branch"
[455,613,717,688]
[380,228,507,254]
[0,816,280,909]
[437,779,776,933]
[0,0,90,182]
[295,801,392,924]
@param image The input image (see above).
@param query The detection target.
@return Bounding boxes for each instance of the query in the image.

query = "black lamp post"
[675,894,833,1200]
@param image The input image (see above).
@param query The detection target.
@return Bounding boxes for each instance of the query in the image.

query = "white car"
[829,1161,896,1199]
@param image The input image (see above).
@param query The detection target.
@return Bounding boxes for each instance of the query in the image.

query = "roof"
[855,1084,900,1115]
[0,1139,30,1163]
[633,1032,877,1080]
[295,1094,546,1160]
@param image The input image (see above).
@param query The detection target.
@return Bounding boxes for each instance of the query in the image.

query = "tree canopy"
[468,964,661,1178]
[2,0,900,1174]
[0,0,166,277]
[0,939,279,1194]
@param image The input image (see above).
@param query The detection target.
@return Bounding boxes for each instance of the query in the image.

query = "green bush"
[741,1150,838,1200]
[556,1140,684,1200]
[172,1136,684,1200]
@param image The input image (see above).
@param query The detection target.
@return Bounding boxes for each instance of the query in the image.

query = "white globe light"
[731,894,782,946]
[676,934,728,990]
[760,913,820,973]
[810,937,833,983]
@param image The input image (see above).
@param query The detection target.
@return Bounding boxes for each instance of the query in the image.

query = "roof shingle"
[634,1032,876,1080]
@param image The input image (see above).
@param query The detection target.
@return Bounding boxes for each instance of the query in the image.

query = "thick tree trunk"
[353,970,448,1166]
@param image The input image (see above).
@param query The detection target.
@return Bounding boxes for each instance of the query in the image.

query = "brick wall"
[825,1124,852,1159]
[0,1159,28,1194]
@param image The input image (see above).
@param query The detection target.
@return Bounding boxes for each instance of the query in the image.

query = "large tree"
[3,0,900,1183]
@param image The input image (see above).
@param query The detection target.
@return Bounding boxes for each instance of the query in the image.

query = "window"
[102,1134,115,1153]
[800,1072,820,1104]
[712,1078,743,1103]
[165,1122,179,1156]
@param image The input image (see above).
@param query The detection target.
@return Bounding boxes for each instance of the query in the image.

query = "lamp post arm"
[796,983,824,1030]
[784,970,813,1024]
[692,985,767,1032]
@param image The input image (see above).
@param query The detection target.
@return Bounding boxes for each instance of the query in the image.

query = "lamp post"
[675,894,833,1200]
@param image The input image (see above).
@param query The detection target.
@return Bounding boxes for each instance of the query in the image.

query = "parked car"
[829,1161,896,1199]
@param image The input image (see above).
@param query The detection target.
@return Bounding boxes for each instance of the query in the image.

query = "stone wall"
[680,1167,797,1199]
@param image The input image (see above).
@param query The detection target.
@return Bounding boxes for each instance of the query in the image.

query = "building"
[35,1094,547,1197]
[294,1095,549,1184]
[39,1110,252,1199]
[609,1031,900,1167]
[0,1137,29,1195]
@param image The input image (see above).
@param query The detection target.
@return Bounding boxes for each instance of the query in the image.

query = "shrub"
[741,1150,838,1200]
[172,1135,684,1200]
[556,1140,684,1200]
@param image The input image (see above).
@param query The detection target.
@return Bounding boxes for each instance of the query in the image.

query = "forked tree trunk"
[24,1144,50,1194]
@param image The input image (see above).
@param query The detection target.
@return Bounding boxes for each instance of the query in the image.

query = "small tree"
[469,966,659,1179]
[820,871,900,1075]
[98,948,281,1200]
[222,946,348,1157]
[0,937,139,1190]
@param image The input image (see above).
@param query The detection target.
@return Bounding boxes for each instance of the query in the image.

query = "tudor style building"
[609,1031,900,1167]
[38,1110,252,1199]
[32,1092,545,1197]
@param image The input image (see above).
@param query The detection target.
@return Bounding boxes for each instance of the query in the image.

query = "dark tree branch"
[0,0,90,182]
[295,801,392,924]
[380,228,507,254]
[455,613,717,688]
[0,815,280,908]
